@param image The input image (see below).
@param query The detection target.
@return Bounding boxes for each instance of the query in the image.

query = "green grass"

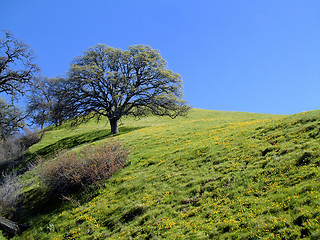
[0,231,6,240]
[9,109,320,239]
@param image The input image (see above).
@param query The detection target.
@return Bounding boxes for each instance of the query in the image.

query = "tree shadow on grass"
[6,126,141,235]
[31,126,143,159]
[0,126,144,173]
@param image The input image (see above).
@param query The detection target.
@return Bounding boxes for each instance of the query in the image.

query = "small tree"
[67,44,190,134]
[0,31,38,98]
[0,31,38,141]
[0,98,24,140]
[27,77,72,128]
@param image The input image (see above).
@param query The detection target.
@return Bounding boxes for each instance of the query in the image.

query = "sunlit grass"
[12,109,320,239]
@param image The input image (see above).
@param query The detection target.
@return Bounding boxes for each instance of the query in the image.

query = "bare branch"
[0,31,39,97]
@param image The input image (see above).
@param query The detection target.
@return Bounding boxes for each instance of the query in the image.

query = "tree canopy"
[0,31,38,140]
[0,31,38,98]
[67,44,190,134]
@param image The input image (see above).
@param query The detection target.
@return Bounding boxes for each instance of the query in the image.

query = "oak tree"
[67,44,190,134]
[27,77,71,128]
[0,31,38,97]
[0,98,24,140]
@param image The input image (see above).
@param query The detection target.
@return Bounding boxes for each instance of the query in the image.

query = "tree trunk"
[109,118,119,134]
[0,216,20,234]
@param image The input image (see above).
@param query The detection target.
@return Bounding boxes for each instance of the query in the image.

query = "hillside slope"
[9,109,320,239]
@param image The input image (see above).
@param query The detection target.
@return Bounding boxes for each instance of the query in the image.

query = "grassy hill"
[2,109,320,239]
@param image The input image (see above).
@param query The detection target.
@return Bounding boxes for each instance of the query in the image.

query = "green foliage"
[67,44,190,134]
[12,109,320,239]
[0,230,7,240]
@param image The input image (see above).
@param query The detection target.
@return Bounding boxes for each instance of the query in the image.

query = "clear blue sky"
[1,0,319,114]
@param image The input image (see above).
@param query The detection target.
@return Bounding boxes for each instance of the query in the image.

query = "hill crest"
[2,109,320,239]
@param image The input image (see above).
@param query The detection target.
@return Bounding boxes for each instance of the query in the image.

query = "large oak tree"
[67,44,190,134]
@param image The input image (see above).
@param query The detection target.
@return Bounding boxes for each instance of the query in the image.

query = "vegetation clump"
[0,129,42,173]
[0,173,23,216]
[40,141,128,196]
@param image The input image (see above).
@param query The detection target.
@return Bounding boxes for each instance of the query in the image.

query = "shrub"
[0,139,23,167]
[18,128,42,149]
[0,173,24,215]
[40,141,128,195]
[0,129,42,168]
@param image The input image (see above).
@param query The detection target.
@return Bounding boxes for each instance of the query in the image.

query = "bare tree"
[67,44,190,134]
[0,31,38,98]
[27,77,71,128]
[0,98,24,140]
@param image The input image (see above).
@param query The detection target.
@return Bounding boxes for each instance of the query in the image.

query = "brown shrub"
[19,128,42,149]
[40,141,128,195]
[0,129,42,168]
[0,173,24,215]
[0,139,23,166]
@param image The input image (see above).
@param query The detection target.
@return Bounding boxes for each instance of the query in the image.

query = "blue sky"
[1,0,319,114]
